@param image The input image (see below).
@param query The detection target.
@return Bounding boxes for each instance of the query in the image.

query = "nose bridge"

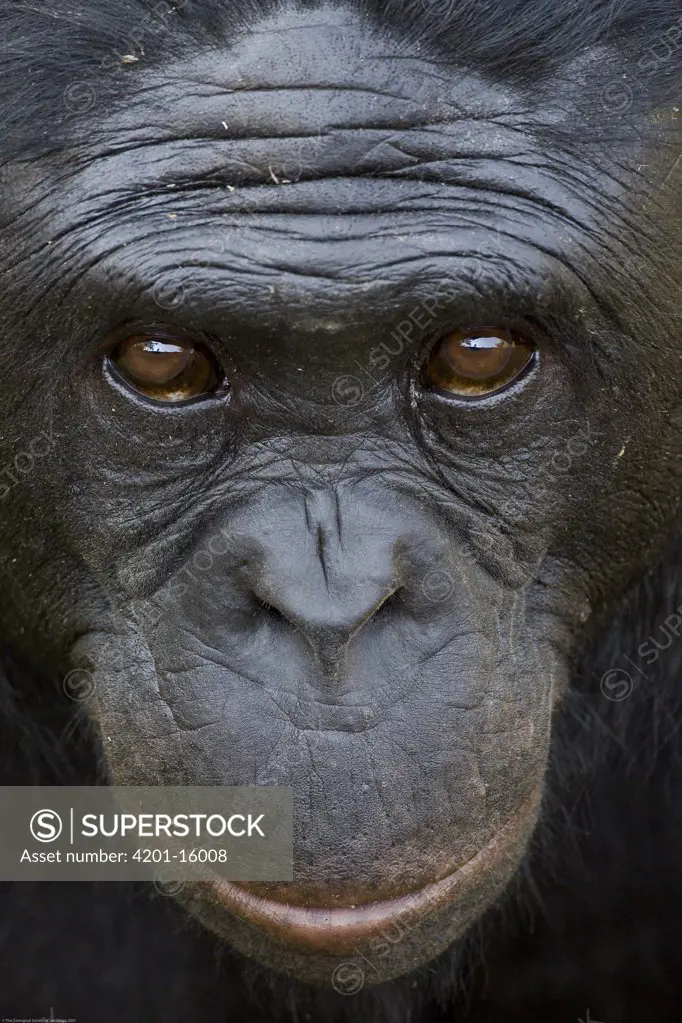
[255,487,401,654]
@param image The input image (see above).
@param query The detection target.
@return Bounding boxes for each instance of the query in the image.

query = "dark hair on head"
[0,0,679,161]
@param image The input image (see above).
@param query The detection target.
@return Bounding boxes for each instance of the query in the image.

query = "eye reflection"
[424,327,536,398]
[107,334,223,403]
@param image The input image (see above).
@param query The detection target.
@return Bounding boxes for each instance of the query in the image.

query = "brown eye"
[424,327,536,398]
[108,334,223,403]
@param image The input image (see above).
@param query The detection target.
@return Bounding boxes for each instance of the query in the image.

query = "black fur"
[1,0,680,159]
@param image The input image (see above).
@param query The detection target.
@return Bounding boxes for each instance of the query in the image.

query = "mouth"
[207,784,541,954]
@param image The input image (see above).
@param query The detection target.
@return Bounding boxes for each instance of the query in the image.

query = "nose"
[260,576,399,664]
[242,491,401,665]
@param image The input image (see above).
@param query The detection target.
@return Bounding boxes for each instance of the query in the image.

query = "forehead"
[65,5,647,186]
[4,4,679,387]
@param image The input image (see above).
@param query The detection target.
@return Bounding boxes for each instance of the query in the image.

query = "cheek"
[549,393,682,595]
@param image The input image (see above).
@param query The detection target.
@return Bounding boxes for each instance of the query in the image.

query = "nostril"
[252,597,288,626]
[366,584,402,624]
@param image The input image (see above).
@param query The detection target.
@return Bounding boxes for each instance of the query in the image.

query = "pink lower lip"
[206,785,541,953]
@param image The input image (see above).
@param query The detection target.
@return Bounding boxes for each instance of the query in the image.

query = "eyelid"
[103,355,230,410]
[98,321,220,356]
[413,324,539,408]
[101,323,231,410]
[415,315,545,370]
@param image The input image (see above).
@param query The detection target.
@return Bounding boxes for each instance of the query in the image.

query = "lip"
[207,785,541,953]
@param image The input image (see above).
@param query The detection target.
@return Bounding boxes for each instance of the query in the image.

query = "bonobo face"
[0,1,681,990]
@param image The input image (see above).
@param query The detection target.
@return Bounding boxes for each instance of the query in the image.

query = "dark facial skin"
[0,1,681,990]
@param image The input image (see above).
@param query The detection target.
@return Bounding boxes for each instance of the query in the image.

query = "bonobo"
[0,0,681,1020]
